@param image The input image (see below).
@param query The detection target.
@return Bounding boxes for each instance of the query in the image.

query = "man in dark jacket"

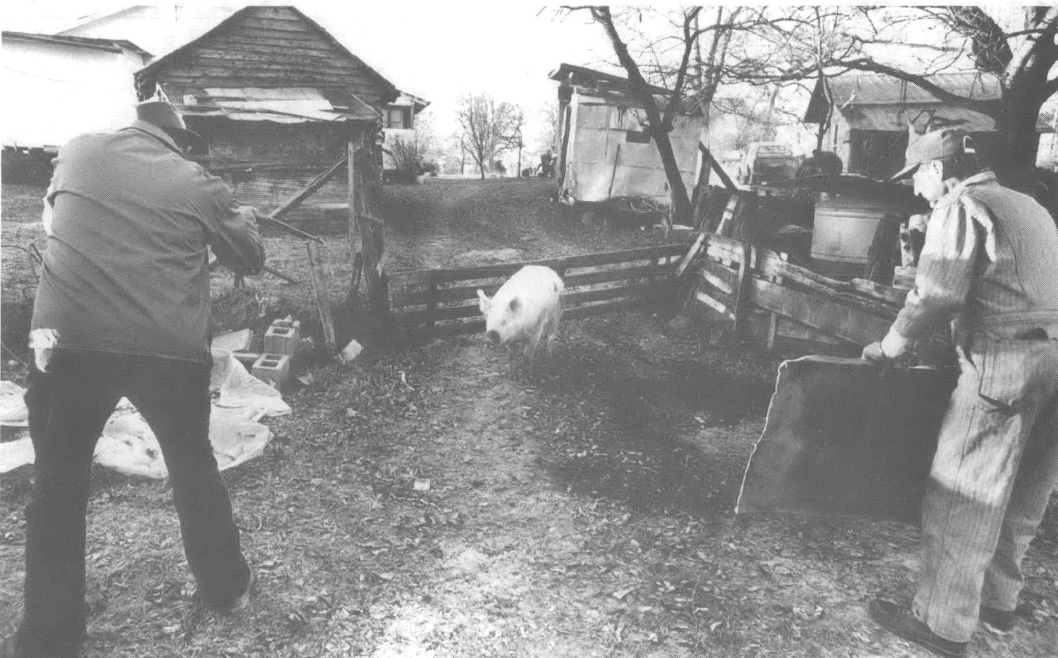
[6,100,266,658]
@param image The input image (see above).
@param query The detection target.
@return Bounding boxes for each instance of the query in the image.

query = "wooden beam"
[732,241,755,339]
[699,143,737,192]
[392,244,687,286]
[269,155,348,220]
[305,241,337,355]
[751,278,893,345]
[675,232,706,277]
[351,137,388,321]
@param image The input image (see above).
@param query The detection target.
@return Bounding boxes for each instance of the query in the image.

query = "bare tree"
[741,6,1058,177]
[455,93,524,180]
[572,6,706,224]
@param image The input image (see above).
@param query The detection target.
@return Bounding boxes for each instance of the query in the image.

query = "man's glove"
[861,341,890,363]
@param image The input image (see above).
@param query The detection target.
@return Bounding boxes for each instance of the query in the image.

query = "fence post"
[350,133,390,328]
[732,241,755,341]
[426,271,437,330]
[306,241,338,355]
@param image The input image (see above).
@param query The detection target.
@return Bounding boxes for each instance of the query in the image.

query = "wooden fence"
[388,244,689,337]
[686,233,914,354]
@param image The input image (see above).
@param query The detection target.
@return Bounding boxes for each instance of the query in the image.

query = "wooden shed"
[804,71,1052,180]
[133,5,400,216]
[550,63,706,211]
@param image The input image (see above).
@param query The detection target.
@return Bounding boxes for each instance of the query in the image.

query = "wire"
[1,341,28,369]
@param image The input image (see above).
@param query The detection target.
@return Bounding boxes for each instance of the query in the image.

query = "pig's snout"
[486,330,501,346]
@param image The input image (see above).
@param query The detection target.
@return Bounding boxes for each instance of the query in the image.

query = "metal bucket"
[810,195,894,278]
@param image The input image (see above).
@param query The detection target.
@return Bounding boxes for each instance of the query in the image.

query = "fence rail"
[686,232,912,353]
[388,244,688,336]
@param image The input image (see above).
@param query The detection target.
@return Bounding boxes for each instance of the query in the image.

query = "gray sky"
[1,1,619,150]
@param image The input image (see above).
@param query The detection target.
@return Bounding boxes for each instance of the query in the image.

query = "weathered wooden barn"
[132,5,401,215]
[1,31,150,182]
[803,71,1052,180]
[550,63,707,213]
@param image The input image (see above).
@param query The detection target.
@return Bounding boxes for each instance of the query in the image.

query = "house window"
[626,130,651,144]
[385,107,413,130]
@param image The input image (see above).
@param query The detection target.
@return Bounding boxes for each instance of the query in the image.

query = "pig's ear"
[477,289,491,314]
[508,296,521,313]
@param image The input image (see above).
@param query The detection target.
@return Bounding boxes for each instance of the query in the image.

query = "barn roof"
[804,71,1051,133]
[179,86,379,123]
[553,63,703,116]
[550,62,673,96]
[2,30,150,57]
[135,5,400,122]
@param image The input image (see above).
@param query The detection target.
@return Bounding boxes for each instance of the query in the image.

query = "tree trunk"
[653,133,693,224]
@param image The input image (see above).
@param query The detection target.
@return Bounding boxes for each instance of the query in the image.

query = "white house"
[1,31,151,151]
[56,4,238,61]
[381,92,430,173]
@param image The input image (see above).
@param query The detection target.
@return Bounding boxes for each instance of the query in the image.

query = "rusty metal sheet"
[736,356,958,523]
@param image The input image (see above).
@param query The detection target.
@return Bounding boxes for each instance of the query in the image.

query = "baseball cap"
[135,100,207,153]
[890,127,975,182]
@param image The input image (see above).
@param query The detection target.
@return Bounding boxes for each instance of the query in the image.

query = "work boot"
[869,599,968,658]
[979,605,1017,632]
[217,569,255,614]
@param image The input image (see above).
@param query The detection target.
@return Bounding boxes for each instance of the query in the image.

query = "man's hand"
[861,342,890,363]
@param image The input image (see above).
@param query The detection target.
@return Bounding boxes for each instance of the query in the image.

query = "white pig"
[477,265,565,365]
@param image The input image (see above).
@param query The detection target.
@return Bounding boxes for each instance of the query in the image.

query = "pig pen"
[3,178,1057,657]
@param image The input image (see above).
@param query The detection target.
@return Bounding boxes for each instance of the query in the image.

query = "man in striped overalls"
[861,127,1058,657]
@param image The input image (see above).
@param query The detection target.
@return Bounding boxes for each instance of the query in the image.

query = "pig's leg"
[521,328,546,378]
[544,313,560,359]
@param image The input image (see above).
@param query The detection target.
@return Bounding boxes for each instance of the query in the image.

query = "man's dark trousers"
[15,350,250,657]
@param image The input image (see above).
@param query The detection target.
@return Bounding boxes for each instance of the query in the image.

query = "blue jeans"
[914,331,1058,642]
[13,350,250,658]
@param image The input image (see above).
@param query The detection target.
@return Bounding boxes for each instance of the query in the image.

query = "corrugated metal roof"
[842,105,998,132]
[2,30,150,57]
[804,71,1052,133]
[828,72,1002,106]
[575,88,703,117]
[176,86,378,123]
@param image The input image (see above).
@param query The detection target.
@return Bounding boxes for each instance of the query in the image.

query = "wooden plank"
[564,298,643,320]
[693,290,735,320]
[186,54,360,76]
[269,155,347,221]
[393,303,480,327]
[393,267,673,308]
[394,283,661,326]
[675,233,706,277]
[699,143,737,192]
[199,38,339,56]
[751,278,894,345]
[732,242,756,339]
[305,241,337,354]
[701,268,734,296]
[392,245,686,286]
[699,258,738,292]
[851,278,909,305]
[219,27,346,44]
[564,283,659,306]
[565,265,672,288]
[183,56,360,77]
[237,17,318,32]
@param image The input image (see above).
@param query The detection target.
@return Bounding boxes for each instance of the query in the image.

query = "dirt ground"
[2,178,1057,657]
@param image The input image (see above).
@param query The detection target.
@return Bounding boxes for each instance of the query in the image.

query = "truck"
[738,142,800,186]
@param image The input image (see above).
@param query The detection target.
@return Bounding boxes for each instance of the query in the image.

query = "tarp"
[736,356,959,524]
[0,349,290,478]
